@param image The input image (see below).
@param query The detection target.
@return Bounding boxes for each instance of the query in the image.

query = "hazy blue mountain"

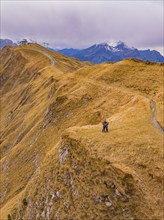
[0,39,17,48]
[1,39,163,63]
[57,41,164,63]
[56,48,80,56]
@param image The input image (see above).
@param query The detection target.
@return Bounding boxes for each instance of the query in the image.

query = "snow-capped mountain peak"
[96,40,135,52]
[106,40,123,47]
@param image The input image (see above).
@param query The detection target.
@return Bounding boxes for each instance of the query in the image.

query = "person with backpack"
[102,120,109,132]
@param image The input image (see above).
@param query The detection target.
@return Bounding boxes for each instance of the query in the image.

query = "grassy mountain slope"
[0,44,163,220]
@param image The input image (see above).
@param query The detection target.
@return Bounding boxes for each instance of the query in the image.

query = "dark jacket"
[103,121,109,127]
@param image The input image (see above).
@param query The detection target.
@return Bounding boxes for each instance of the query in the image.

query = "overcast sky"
[1,0,164,54]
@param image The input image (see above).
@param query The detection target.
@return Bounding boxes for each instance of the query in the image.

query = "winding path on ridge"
[33,49,55,68]
[23,48,164,134]
[38,50,55,67]
[149,99,164,134]
[23,48,55,70]
[81,78,164,134]
[31,49,63,74]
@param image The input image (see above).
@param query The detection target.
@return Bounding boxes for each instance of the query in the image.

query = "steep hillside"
[0,44,163,220]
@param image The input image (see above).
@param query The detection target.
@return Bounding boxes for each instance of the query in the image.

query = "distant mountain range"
[1,39,164,63]
[56,41,164,63]
[0,39,17,48]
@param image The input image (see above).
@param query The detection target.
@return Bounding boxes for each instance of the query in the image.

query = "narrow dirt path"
[22,47,55,69]
[149,99,164,134]
[79,77,164,134]
[32,49,55,67]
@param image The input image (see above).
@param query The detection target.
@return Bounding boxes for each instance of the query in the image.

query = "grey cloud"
[1,0,163,53]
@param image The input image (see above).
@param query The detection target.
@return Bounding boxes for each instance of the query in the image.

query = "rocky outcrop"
[8,132,155,220]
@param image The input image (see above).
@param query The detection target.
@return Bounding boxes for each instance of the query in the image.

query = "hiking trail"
[33,49,55,68]
[149,99,164,134]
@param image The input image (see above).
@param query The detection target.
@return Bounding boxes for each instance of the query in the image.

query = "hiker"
[102,120,109,132]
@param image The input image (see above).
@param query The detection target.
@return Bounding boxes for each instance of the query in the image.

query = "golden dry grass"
[0,44,163,220]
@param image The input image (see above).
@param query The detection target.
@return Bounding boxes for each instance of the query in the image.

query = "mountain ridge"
[0,39,17,48]
[0,44,163,220]
[1,38,164,63]
[56,41,164,63]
